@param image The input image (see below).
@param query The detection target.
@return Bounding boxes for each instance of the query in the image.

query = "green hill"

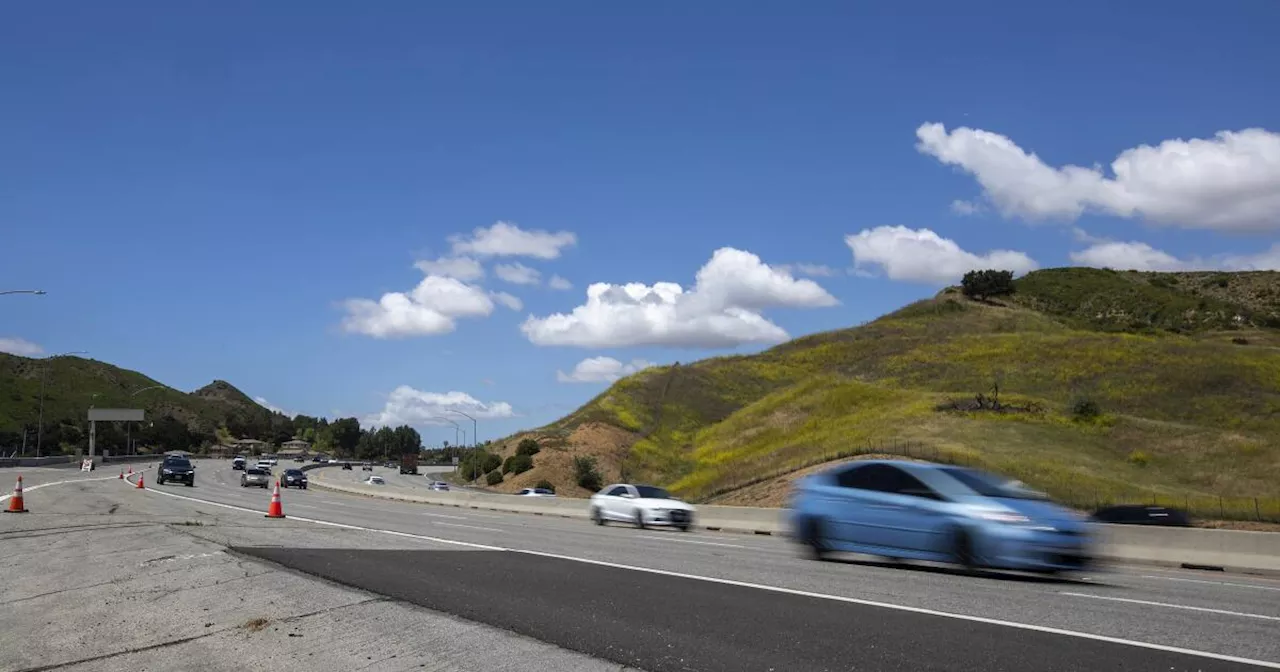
[521,267,1280,521]
[0,354,283,455]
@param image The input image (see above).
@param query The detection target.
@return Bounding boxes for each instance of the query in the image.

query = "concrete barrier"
[308,471,1279,575]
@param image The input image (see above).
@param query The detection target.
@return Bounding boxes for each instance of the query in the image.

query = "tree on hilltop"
[961,269,1016,301]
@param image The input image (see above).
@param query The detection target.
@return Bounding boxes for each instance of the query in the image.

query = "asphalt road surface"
[8,462,1279,671]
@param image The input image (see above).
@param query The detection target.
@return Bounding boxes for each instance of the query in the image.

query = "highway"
[4,461,1278,671]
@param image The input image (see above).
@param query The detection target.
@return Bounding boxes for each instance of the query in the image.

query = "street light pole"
[445,409,479,482]
[128,385,167,454]
[36,350,88,458]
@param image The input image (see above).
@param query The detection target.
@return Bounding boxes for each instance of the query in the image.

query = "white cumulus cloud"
[341,275,496,338]
[254,396,290,417]
[363,386,515,429]
[916,122,1280,232]
[413,256,484,281]
[490,291,523,311]
[521,247,838,348]
[0,337,43,357]
[776,263,839,278]
[495,262,542,285]
[449,221,577,259]
[1071,241,1280,272]
[556,356,656,383]
[846,226,1039,284]
[548,275,573,290]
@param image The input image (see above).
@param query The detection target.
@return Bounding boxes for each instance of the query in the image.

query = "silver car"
[240,467,272,489]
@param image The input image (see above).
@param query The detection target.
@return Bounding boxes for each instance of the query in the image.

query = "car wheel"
[950,526,977,571]
[634,509,646,529]
[591,506,605,526]
[802,517,829,560]
[157,478,164,486]
[186,481,193,487]
[678,524,690,532]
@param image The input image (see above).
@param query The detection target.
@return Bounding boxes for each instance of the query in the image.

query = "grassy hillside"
[0,353,277,454]
[493,268,1280,521]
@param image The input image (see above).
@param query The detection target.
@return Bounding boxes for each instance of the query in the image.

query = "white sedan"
[518,487,555,497]
[589,483,695,531]
[365,475,385,485]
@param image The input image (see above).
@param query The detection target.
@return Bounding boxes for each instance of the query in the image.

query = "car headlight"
[974,510,1031,524]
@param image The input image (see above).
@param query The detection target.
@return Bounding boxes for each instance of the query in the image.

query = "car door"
[600,485,632,521]
[826,464,893,546]
[876,466,948,553]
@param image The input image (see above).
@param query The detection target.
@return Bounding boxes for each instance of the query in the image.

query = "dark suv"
[157,457,196,487]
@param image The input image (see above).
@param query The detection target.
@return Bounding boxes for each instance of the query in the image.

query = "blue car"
[788,460,1095,573]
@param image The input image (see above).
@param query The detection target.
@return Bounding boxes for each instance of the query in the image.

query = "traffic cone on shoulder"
[135,473,145,489]
[265,481,285,519]
[5,475,29,513]
[119,470,124,479]
[127,467,133,475]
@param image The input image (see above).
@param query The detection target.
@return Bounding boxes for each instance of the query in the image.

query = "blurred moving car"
[157,456,196,487]
[240,467,271,488]
[428,481,450,491]
[341,462,353,470]
[365,475,385,485]
[362,463,373,471]
[231,456,246,471]
[1091,504,1192,527]
[589,483,695,531]
[255,459,273,472]
[519,488,556,497]
[788,460,1094,573]
[280,468,308,489]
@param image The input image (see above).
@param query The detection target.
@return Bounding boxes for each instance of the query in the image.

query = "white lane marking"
[1137,574,1280,592]
[1,474,121,502]
[422,513,469,520]
[123,474,1280,669]
[1060,592,1280,622]
[1137,566,1280,586]
[435,522,504,533]
[126,475,500,551]
[637,534,747,549]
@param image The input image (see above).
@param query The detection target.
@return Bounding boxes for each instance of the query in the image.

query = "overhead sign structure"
[87,408,145,460]
[88,408,145,422]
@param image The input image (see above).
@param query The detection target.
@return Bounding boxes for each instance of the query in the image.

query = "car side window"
[835,464,890,491]
[883,467,941,500]
[605,486,628,497]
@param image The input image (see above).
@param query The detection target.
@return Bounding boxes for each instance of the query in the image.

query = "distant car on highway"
[590,483,695,531]
[361,463,373,471]
[263,455,278,466]
[231,456,246,471]
[280,468,308,490]
[1091,504,1192,527]
[240,467,271,488]
[365,475,385,485]
[255,460,273,472]
[383,461,396,469]
[341,462,353,470]
[157,456,196,487]
[519,488,556,497]
[428,481,450,491]
[788,460,1094,574]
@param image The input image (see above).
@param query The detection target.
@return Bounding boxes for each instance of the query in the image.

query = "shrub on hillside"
[482,453,502,474]
[1070,397,1101,421]
[1128,450,1151,467]
[961,269,1015,301]
[534,479,555,493]
[505,453,533,475]
[486,470,503,485]
[573,455,603,492]
[516,438,541,456]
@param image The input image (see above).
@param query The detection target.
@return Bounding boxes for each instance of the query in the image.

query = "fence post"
[1256,498,1262,522]
[1219,496,1224,520]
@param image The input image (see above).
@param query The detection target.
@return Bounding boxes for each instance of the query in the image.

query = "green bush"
[516,438,541,456]
[508,453,533,475]
[961,269,1015,301]
[573,455,602,491]
[482,453,502,474]
[1070,397,1101,421]
[534,479,556,493]
[1128,450,1151,467]
[485,470,503,485]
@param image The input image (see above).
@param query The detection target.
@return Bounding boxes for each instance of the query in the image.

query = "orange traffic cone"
[136,473,145,489]
[5,475,29,513]
[128,466,133,475]
[265,481,285,519]
[119,470,124,479]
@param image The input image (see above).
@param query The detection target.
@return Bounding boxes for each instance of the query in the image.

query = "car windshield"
[285,470,302,476]
[634,485,672,499]
[939,467,1047,500]
[165,459,192,469]
[247,468,266,475]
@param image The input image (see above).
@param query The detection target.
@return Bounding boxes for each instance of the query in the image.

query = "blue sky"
[3,1,1278,445]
